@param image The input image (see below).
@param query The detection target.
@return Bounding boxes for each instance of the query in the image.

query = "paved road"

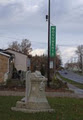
[59,70,83,84]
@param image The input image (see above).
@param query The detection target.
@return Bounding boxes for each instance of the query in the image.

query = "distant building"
[65,63,81,71]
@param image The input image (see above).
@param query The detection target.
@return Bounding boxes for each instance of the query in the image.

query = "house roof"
[5,48,32,58]
[3,51,15,57]
[0,49,4,52]
[5,48,27,56]
[0,52,10,58]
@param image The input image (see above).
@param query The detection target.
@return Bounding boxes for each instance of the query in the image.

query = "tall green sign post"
[50,26,56,74]
[50,26,56,57]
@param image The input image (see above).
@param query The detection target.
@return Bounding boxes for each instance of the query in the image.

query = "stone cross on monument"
[12,71,54,112]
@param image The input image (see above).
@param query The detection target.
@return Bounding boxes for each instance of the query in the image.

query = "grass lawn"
[58,73,83,89]
[0,96,83,120]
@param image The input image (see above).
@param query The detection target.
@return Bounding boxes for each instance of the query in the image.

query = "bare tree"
[76,45,83,70]
[9,41,20,51]
[21,39,32,55]
[9,39,32,56]
[56,47,62,69]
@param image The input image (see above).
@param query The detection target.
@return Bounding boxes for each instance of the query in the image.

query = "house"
[0,52,11,83]
[0,48,31,83]
[65,63,81,71]
[0,51,14,83]
[6,49,30,71]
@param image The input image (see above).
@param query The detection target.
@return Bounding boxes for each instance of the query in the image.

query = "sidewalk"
[67,83,83,94]
[56,75,83,98]
[0,90,83,98]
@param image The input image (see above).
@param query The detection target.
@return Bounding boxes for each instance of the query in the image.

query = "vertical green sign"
[50,26,56,57]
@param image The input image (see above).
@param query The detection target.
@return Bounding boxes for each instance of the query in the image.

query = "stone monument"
[12,71,54,112]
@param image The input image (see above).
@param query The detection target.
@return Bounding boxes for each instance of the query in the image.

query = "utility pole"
[47,0,50,87]
[46,0,50,87]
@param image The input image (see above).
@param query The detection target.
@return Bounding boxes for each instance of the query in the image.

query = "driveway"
[59,70,83,84]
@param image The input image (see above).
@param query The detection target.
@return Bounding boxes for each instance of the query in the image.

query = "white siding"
[6,50,27,71]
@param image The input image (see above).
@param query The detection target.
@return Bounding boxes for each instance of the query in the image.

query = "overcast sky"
[0,0,83,65]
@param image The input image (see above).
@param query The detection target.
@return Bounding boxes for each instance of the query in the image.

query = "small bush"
[6,79,11,86]
[51,76,68,89]
[6,79,21,88]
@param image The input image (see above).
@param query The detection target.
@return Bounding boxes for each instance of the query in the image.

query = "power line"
[50,22,55,26]
[0,36,47,45]
[0,35,83,47]
[58,44,79,47]
[0,36,22,41]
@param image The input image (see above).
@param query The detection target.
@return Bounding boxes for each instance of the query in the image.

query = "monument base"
[11,107,54,113]
[11,71,54,113]
[11,101,54,113]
